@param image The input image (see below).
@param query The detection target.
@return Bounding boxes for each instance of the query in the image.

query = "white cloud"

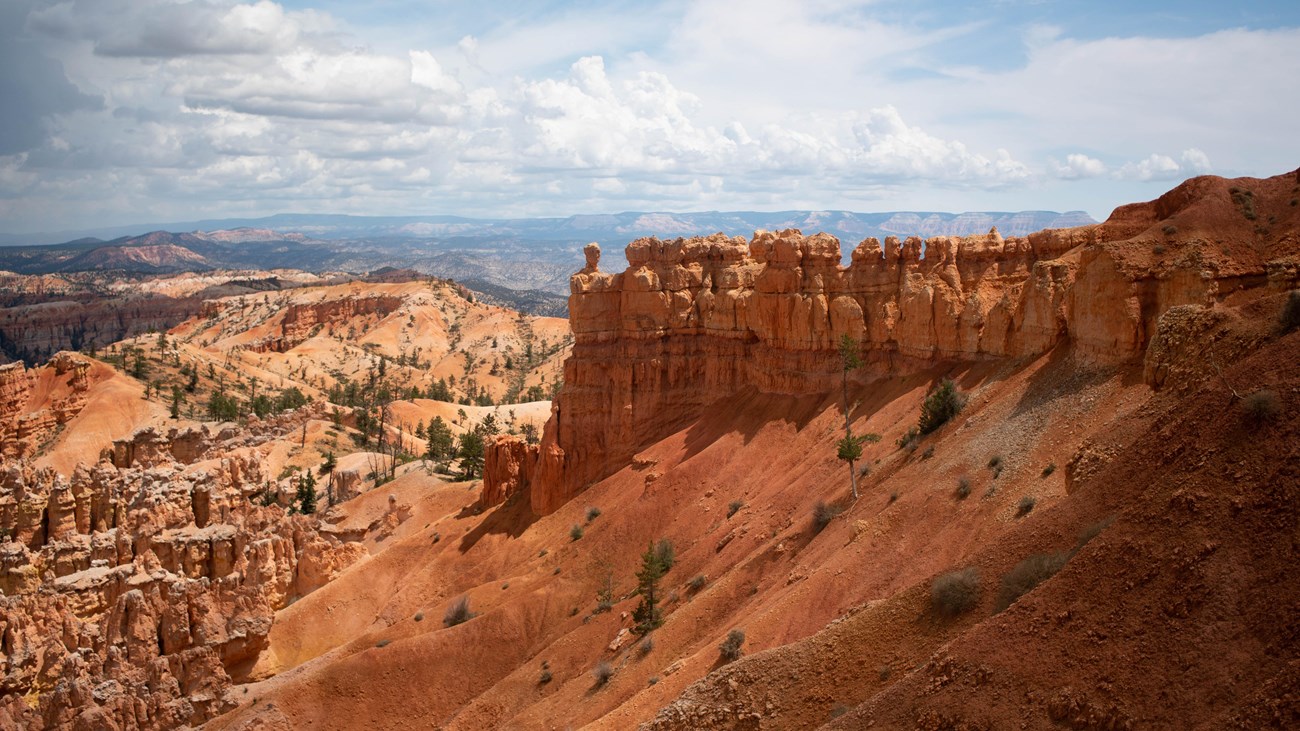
[1,0,1293,232]
[1051,153,1106,179]
[1115,149,1212,181]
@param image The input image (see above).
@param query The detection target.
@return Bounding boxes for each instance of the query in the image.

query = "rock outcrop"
[483,171,1300,514]
[0,425,366,729]
[0,352,98,463]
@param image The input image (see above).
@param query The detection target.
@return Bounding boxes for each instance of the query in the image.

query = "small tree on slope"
[633,542,666,635]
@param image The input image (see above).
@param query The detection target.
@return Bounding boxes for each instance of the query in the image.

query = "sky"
[1,0,1298,235]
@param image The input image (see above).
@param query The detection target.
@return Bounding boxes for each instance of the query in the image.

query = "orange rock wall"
[496,172,1300,515]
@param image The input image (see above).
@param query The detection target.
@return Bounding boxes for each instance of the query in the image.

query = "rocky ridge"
[486,171,1300,514]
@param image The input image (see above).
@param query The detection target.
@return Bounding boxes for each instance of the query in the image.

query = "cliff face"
[485,171,1300,515]
[0,352,99,463]
[205,293,406,354]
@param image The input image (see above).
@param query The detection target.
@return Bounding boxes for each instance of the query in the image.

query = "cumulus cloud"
[1050,153,1106,179]
[1,0,1288,232]
[1115,149,1212,181]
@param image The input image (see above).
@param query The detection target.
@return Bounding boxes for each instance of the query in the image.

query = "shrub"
[1017,496,1036,517]
[1041,463,1056,477]
[918,378,965,434]
[931,567,980,617]
[719,628,745,662]
[570,524,584,541]
[921,445,935,460]
[988,455,1003,478]
[1283,291,1300,333]
[879,665,892,681]
[376,639,391,648]
[812,501,842,532]
[1241,389,1281,425]
[1161,224,1177,235]
[538,669,552,684]
[727,499,744,518]
[896,426,920,451]
[639,635,654,655]
[653,539,676,571]
[443,596,476,627]
[648,676,660,685]
[586,505,602,522]
[996,553,1069,612]
[955,477,972,500]
[687,574,707,593]
[888,491,898,504]
[592,661,614,687]
[413,612,424,622]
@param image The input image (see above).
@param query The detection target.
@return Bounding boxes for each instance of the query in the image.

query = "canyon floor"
[2,171,1299,730]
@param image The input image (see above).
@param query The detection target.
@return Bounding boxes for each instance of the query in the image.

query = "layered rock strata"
[485,173,1300,514]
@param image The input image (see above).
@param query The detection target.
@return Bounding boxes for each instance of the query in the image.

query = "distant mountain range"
[0,210,1098,311]
[0,210,1095,248]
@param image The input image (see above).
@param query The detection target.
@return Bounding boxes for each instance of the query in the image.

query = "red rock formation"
[486,171,1300,515]
[230,294,405,353]
[0,428,366,729]
[0,352,98,462]
[480,435,537,508]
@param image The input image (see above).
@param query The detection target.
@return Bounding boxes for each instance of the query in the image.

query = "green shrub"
[727,499,744,518]
[996,553,1068,612]
[592,661,614,687]
[719,629,745,662]
[955,477,972,500]
[931,567,980,617]
[1041,463,1056,477]
[570,524,584,541]
[687,574,707,593]
[585,505,601,522]
[918,378,965,434]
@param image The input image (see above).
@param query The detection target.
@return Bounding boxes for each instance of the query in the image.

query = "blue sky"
[2,0,1298,234]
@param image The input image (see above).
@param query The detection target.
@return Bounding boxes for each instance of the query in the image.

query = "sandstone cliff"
[485,171,1300,514]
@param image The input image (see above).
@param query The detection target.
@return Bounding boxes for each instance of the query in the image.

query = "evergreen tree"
[632,542,666,636]
[457,430,485,479]
[837,334,862,499]
[170,386,183,419]
[296,471,317,514]
[425,416,455,462]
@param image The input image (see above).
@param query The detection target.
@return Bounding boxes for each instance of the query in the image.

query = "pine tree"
[457,430,485,479]
[296,471,317,514]
[837,334,863,499]
[632,541,666,635]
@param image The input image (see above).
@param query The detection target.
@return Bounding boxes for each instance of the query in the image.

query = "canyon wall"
[485,172,1300,515]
